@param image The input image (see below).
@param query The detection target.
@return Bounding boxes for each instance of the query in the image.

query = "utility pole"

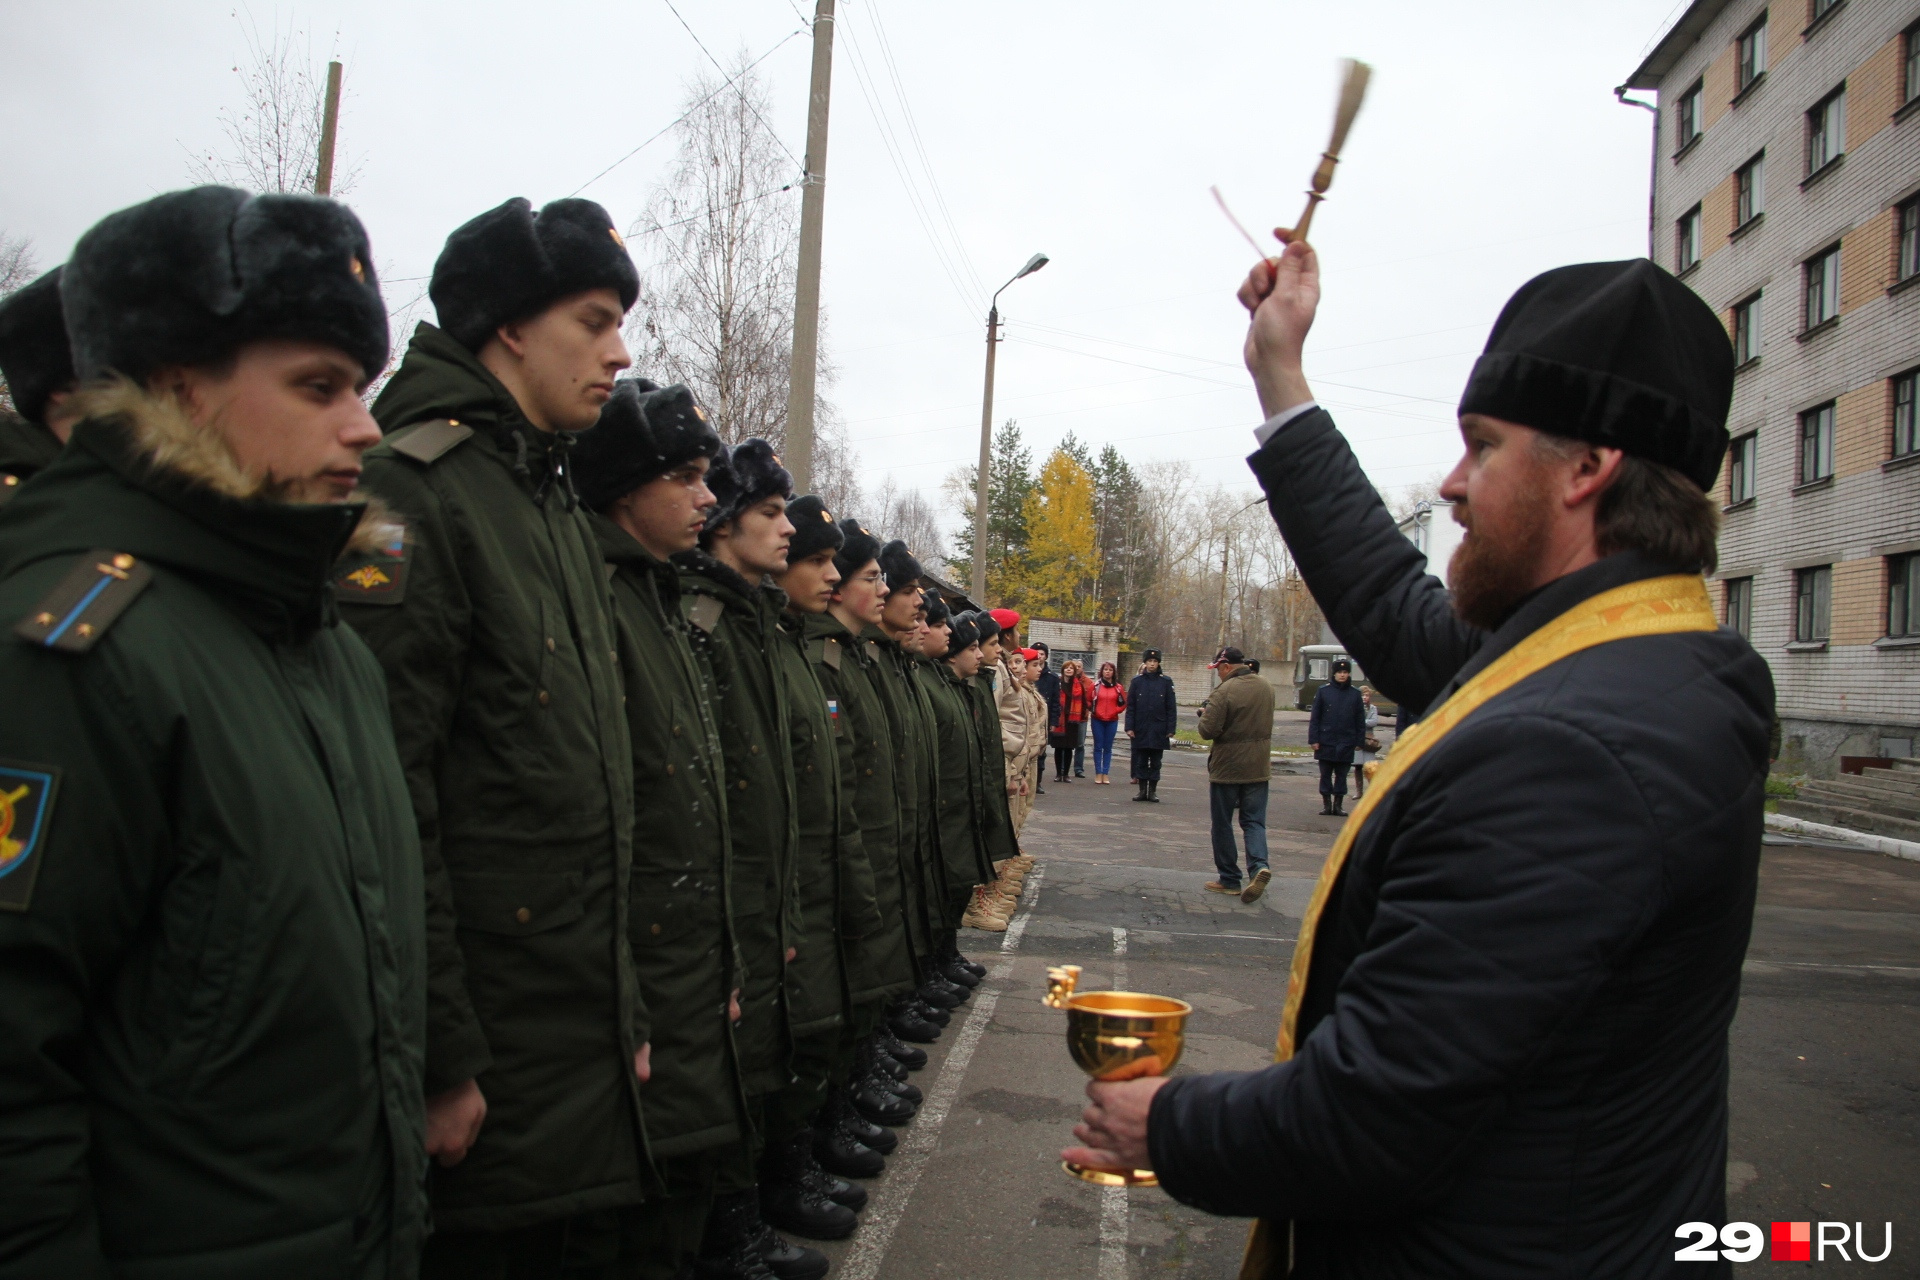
[971,252,1049,602]
[785,0,835,493]
[315,60,343,196]
[1216,534,1231,656]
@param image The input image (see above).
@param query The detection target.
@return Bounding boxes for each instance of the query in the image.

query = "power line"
[637,184,796,236]
[656,0,805,175]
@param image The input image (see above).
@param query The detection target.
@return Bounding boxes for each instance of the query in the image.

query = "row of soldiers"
[0,186,1046,1279]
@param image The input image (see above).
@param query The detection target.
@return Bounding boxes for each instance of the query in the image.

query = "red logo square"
[1771,1221,1811,1261]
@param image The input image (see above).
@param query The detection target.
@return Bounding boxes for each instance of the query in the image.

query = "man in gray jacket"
[1197,645,1274,903]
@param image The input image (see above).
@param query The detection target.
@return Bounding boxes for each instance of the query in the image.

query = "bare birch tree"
[186,16,358,196]
[0,233,43,412]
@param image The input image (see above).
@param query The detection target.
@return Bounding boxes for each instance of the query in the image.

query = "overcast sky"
[2,0,1688,534]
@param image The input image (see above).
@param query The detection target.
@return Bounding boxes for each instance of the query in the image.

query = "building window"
[1804,244,1841,328]
[1676,206,1703,272]
[1677,81,1703,150]
[1799,402,1835,482]
[1895,368,1918,458]
[1733,294,1763,364]
[1807,86,1846,174]
[1906,21,1920,105]
[1900,197,1919,283]
[1729,431,1758,501]
[1810,0,1842,22]
[1735,153,1765,227]
[1891,555,1920,638]
[1739,18,1768,90]
[1795,566,1832,642]
[1726,577,1754,637]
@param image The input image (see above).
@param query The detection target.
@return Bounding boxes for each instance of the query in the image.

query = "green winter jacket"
[968,668,1021,866]
[772,610,854,1037]
[676,550,798,1095]
[598,519,744,1156]
[0,397,427,1279]
[0,411,61,504]
[870,632,941,964]
[803,614,913,1004]
[340,323,644,1230]
[920,659,995,898]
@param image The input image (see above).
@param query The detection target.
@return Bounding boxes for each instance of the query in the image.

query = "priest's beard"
[1447,478,1558,630]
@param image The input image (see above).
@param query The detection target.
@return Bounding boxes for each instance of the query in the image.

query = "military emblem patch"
[334,530,410,606]
[0,760,59,912]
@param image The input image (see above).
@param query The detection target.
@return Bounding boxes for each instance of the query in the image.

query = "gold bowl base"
[1063,1160,1158,1187]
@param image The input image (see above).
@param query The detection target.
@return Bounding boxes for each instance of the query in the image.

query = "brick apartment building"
[1625,0,1920,775]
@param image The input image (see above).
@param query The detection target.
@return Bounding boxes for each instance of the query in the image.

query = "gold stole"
[1238,574,1716,1280]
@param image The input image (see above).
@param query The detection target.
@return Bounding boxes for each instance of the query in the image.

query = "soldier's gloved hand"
[635,1043,652,1084]
[426,1078,487,1168]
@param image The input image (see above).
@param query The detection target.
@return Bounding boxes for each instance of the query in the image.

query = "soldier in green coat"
[335,197,650,1274]
[0,267,79,503]
[572,379,752,1279]
[0,187,427,1277]
[921,612,997,949]
[966,611,1022,871]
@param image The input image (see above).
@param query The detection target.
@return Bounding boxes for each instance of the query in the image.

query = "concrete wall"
[1648,0,1920,777]
[1118,651,1295,706]
[1026,618,1121,677]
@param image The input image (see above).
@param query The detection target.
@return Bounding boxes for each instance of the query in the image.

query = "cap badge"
[348,256,366,283]
[692,405,709,422]
[609,226,626,249]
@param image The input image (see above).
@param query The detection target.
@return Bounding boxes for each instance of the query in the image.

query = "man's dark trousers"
[1317,759,1348,798]
[1209,781,1270,888]
[1131,747,1164,782]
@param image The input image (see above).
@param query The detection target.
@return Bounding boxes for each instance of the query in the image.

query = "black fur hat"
[923,591,951,626]
[700,438,793,547]
[431,197,640,351]
[878,539,922,591]
[973,610,1002,643]
[945,610,983,657]
[61,185,388,386]
[833,517,882,582]
[0,268,76,424]
[573,376,722,512]
[786,495,843,562]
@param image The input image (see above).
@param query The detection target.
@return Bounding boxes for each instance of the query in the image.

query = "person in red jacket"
[1089,661,1127,784]
[1047,659,1094,782]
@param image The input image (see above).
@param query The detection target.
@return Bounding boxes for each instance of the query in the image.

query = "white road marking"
[837,868,1045,1280]
[1097,925,1131,1280]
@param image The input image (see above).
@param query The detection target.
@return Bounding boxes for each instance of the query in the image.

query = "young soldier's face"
[715,497,795,576]
[494,287,632,432]
[832,558,887,626]
[881,582,923,632]
[777,548,840,613]
[165,339,380,503]
[1026,658,1044,680]
[614,457,714,560]
[1143,659,1160,674]
[920,622,951,657]
[948,643,983,678]
[979,635,1002,665]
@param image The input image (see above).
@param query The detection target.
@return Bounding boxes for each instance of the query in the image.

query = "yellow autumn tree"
[1011,449,1102,620]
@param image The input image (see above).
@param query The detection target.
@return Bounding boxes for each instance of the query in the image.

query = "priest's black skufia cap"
[700,438,793,547]
[786,495,844,562]
[833,517,882,582]
[923,591,951,626]
[1457,259,1734,491]
[62,186,389,386]
[946,610,983,656]
[573,376,722,512]
[0,268,76,425]
[431,197,640,351]
[879,539,922,591]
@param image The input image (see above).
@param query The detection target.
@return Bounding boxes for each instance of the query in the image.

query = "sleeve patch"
[686,593,725,635]
[12,550,153,652]
[334,529,411,605]
[0,760,60,912]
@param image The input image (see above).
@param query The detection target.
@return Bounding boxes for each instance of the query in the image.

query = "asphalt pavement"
[808,744,1920,1279]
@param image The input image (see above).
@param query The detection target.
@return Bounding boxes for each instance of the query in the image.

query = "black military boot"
[774,1128,869,1211]
[878,1021,930,1067]
[857,1041,923,1102]
[912,998,952,1027]
[830,1084,899,1153]
[952,953,987,979]
[1332,795,1346,816]
[812,1094,885,1178]
[940,957,982,988]
[694,1189,784,1280]
[759,1134,859,1242]
[1320,795,1334,815]
[1131,779,1148,801]
[1145,780,1160,802]
[886,1003,941,1044]
[850,1070,917,1126]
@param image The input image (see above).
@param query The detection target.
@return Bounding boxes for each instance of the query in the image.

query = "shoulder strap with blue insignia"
[333,525,412,606]
[388,418,474,466]
[13,550,153,652]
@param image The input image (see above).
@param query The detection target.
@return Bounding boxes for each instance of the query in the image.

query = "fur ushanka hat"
[879,539,922,592]
[430,197,639,351]
[573,377,722,512]
[61,186,388,386]
[923,591,951,627]
[785,495,843,561]
[1457,259,1734,491]
[833,517,882,582]
[973,610,1002,643]
[700,438,793,547]
[945,610,983,657]
[0,268,76,424]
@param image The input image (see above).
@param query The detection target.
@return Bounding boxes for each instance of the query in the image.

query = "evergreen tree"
[948,418,1034,602]
[1091,444,1153,637]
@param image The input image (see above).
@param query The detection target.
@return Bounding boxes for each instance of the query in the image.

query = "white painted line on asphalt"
[1098,926,1131,1280]
[838,869,1045,1280]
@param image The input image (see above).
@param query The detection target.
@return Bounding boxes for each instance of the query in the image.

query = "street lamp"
[972,252,1050,602]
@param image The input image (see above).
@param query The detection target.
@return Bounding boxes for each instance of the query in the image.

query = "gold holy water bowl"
[1044,965,1192,1187]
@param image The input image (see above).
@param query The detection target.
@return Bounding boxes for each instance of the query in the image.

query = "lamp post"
[972,252,1049,603]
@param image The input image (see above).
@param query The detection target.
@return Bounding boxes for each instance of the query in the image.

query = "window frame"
[1735,152,1765,228]
[1804,244,1841,330]
[1733,294,1763,365]
[1905,20,1920,106]
[1725,576,1754,638]
[1795,565,1833,643]
[1799,402,1836,483]
[1738,18,1769,92]
[1806,86,1846,175]
[1899,196,1919,284]
[1891,553,1920,639]
[1894,368,1918,459]
[1728,430,1759,502]
[1676,81,1704,151]
[1676,205,1703,272]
